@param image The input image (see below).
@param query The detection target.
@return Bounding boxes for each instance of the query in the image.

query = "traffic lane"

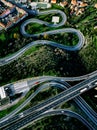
[1,74,97,124]
[4,85,93,130]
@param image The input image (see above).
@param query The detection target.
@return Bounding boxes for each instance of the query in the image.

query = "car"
[95,82,97,85]
[61,110,64,113]
[19,113,24,118]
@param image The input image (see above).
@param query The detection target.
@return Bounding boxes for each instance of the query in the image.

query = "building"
[30,2,37,9]
[78,2,88,7]
[94,4,97,9]
[71,0,77,5]
[0,87,6,99]
[51,0,56,4]
[94,26,97,30]
[30,2,51,9]
[37,2,51,9]
[15,0,27,3]
[0,0,28,31]
[52,16,59,24]
[60,1,68,7]
[44,0,49,2]
[70,0,88,16]
[71,0,88,7]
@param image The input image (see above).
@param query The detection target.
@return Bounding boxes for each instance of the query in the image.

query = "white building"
[44,0,49,2]
[37,2,51,9]
[30,2,37,9]
[0,87,6,99]
[15,0,27,3]
[30,2,51,9]
[52,16,59,24]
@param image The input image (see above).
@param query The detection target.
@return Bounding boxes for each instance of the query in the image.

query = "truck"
[80,88,88,93]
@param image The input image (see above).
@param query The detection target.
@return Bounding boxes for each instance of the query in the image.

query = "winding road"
[0,6,97,130]
[0,9,85,66]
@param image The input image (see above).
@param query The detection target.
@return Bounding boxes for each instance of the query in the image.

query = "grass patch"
[0,33,6,41]
[0,97,25,118]
[25,23,58,35]
[23,46,40,56]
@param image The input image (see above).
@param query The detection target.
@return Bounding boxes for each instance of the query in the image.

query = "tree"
[43,33,49,39]
[13,33,19,39]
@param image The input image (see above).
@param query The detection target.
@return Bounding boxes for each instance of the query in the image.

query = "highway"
[1,75,97,125]
[4,109,94,130]
[2,74,97,130]
[1,74,97,129]
[1,80,97,128]
[28,109,95,130]
[49,80,97,123]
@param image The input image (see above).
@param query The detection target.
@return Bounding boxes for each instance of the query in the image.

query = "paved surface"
[1,74,97,130]
[0,5,97,130]
[4,109,94,130]
[1,81,97,128]
[31,109,95,130]
[0,9,84,66]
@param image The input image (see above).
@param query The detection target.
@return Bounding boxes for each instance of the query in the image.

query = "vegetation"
[22,115,88,130]
[0,33,6,41]
[44,33,79,46]
[0,46,86,86]
[0,97,26,118]
[82,88,97,113]
[23,45,40,56]
[0,0,97,127]
[26,23,57,34]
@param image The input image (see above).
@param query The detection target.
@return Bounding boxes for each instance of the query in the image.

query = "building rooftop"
[71,0,77,5]
[52,16,59,24]
[0,87,6,99]
[51,0,56,4]
[94,4,97,8]
[79,2,88,7]
[0,0,28,30]
[60,1,68,7]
